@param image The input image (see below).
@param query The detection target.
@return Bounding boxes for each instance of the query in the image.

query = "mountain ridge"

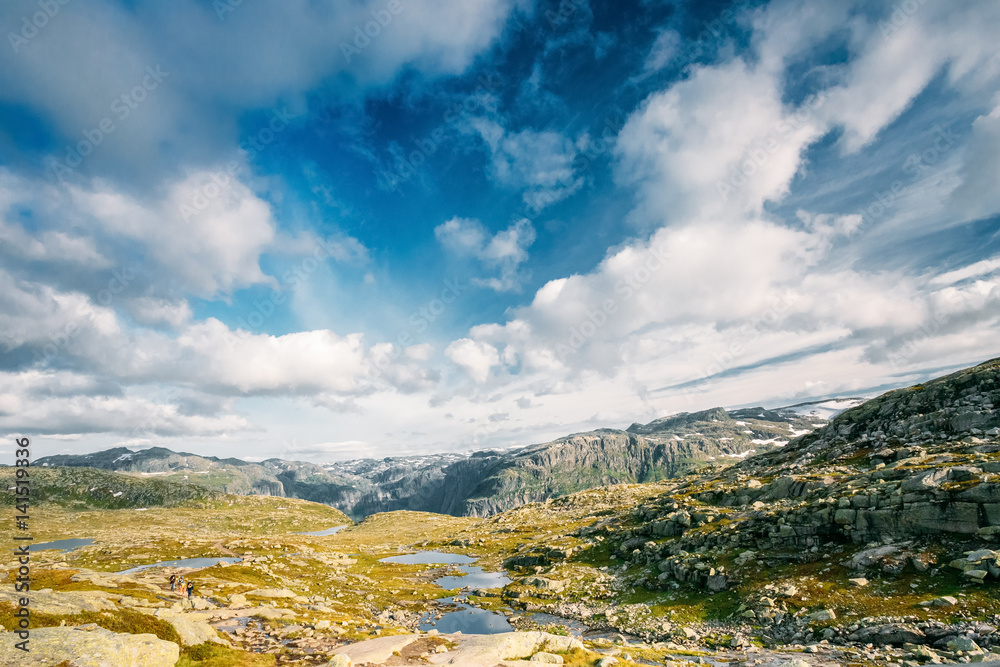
[37,401,837,518]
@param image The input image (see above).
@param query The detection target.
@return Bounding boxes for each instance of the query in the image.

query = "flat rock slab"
[0,626,179,666]
[0,585,117,615]
[331,631,584,667]
[152,609,230,646]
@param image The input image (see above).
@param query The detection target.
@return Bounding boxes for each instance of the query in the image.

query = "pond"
[117,557,241,574]
[435,565,510,590]
[379,550,513,634]
[379,551,476,565]
[420,596,514,634]
[296,525,349,536]
[29,538,94,553]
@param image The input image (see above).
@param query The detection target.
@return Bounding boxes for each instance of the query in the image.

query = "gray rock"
[0,626,179,666]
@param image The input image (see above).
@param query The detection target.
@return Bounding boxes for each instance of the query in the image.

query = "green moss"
[0,603,181,644]
[177,642,277,667]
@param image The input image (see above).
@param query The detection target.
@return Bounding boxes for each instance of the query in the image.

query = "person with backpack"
[169,574,177,591]
[186,581,195,599]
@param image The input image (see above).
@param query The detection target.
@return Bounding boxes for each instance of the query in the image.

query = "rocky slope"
[0,466,222,509]
[38,404,830,519]
[479,357,1000,664]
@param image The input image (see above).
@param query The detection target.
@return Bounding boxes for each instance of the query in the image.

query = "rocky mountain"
[507,356,1000,641]
[0,465,222,509]
[37,402,840,519]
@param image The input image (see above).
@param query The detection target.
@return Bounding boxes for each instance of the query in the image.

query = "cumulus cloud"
[435,217,536,291]
[0,0,530,183]
[616,58,826,225]
[467,118,583,212]
[433,0,1000,428]
[446,338,501,383]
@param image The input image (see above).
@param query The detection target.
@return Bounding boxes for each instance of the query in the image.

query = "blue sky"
[1,0,998,462]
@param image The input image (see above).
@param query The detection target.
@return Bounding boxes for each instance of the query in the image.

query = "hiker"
[186,581,194,599]
[169,574,177,591]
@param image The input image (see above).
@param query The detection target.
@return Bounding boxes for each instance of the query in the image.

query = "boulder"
[0,626,179,666]
[848,623,926,646]
[947,636,981,652]
[227,593,249,608]
[530,652,564,663]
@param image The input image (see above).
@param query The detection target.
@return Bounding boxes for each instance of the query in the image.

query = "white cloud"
[466,118,583,212]
[616,58,826,225]
[948,103,1000,221]
[127,297,193,329]
[0,0,530,182]
[435,217,536,291]
[818,0,1000,153]
[72,173,276,297]
[446,338,501,383]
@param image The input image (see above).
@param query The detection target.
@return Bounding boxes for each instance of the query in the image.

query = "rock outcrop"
[329,631,584,667]
[0,626,179,666]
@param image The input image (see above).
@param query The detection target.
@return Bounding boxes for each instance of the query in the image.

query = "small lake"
[296,525,349,536]
[435,565,510,590]
[420,596,513,634]
[379,551,476,565]
[118,557,241,574]
[30,538,94,552]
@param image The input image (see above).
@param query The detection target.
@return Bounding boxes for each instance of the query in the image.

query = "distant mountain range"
[36,398,862,518]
